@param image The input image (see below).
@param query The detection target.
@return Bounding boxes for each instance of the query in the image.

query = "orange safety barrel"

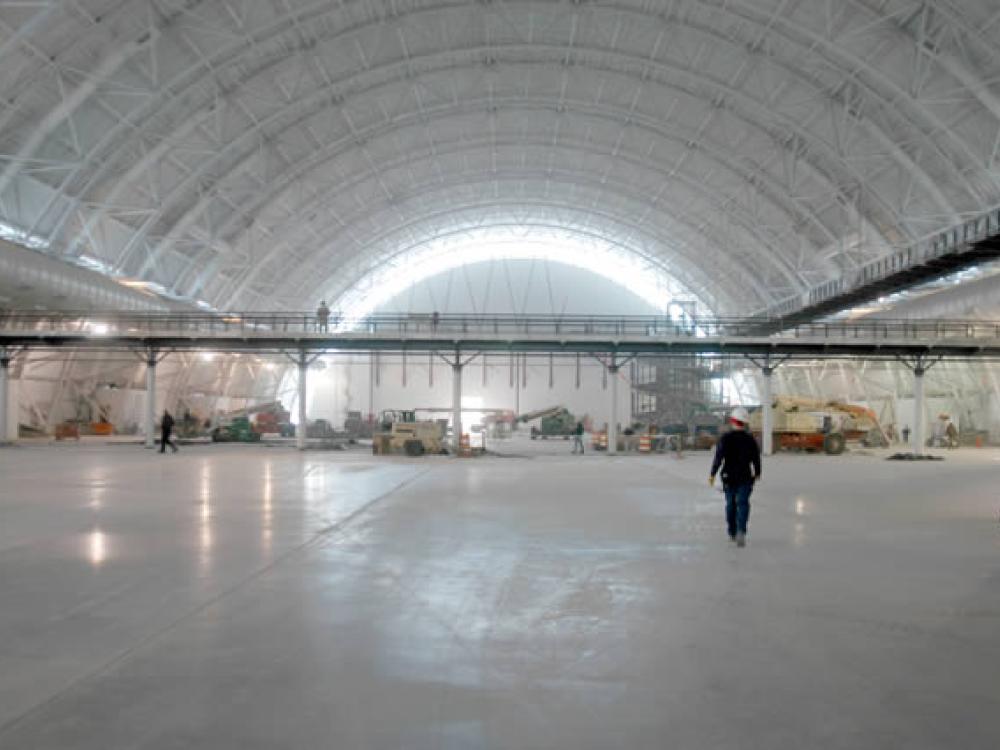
[459,433,473,457]
[638,434,651,453]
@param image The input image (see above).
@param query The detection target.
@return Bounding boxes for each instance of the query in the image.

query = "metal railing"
[760,206,1000,318]
[3,310,1000,344]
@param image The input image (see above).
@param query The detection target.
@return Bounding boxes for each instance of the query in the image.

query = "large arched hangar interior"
[1,3,999,748]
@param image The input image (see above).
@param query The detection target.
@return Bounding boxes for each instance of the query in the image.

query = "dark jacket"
[711,429,761,486]
[161,413,175,433]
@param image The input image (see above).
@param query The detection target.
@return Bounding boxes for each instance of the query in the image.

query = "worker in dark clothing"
[316,301,331,332]
[572,421,585,454]
[709,406,760,547]
[160,410,178,453]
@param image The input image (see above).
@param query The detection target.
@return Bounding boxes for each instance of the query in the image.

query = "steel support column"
[761,367,774,457]
[608,362,619,456]
[913,366,925,455]
[145,352,157,449]
[746,355,786,457]
[452,361,463,453]
[297,352,308,451]
[0,351,10,444]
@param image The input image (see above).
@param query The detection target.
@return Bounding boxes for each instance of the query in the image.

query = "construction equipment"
[482,410,515,439]
[749,396,884,455]
[517,405,578,439]
[210,402,293,440]
[211,416,260,443]
[174,410,210,439]
[372,410,447,456]
[689,411,723,449]
[929,414,959,448]
[253,404,294,437]
[343,410,375,439]
[54,421,81,441]
[306,419,336,439]
[213,401,287,426]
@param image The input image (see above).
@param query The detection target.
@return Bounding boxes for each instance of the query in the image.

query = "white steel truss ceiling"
[1,0,999,314]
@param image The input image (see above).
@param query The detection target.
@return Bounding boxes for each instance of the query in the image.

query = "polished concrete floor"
[0,441,998,749]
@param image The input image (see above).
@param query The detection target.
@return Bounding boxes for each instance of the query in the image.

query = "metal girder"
[1,0,998,320]
[216,163,801,311]
[169,96,849,265]
[5,332,1000,362]
[5,313,1000,362]
[126,34,907,272]
[277,214,739,315]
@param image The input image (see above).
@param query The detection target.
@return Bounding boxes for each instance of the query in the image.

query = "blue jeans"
[724,482,753,537]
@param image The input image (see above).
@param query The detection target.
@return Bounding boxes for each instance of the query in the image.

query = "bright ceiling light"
[331,229,703,326]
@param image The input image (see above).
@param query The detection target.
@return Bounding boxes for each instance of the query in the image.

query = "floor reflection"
[199,460,212,572]
[262,460,273,551]
[87,528,107,567]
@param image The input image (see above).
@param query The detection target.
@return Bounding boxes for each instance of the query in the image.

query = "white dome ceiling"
[1,0,999,314]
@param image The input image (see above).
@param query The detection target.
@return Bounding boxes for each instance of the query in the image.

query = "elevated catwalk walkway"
[3,312,1000,359]
[755,208,1000,331]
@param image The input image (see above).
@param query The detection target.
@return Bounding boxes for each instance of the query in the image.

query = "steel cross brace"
[894,353,944,376]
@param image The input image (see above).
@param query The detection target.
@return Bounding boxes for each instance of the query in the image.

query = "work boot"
[735,533,746,548]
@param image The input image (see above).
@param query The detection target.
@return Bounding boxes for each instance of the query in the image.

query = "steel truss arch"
[1,0,998,317]
[216,186,776,314]
[182,129,829,299]
[92,33,955,276]
[8,0,993,214]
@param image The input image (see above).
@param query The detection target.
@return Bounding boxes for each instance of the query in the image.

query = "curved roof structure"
[1,0,999,314]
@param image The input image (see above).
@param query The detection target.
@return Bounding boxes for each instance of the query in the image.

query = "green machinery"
[519,405,578,440]
[211,416,260,443]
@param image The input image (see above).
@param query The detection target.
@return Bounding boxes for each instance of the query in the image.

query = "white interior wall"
[766,360,999,441]
[4,379,16,438]
[295,355,631,432]
[7,352,283,438]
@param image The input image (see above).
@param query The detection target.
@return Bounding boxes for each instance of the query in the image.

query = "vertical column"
[912,365,925,455]
[297,352,308,451]
[0,351,10,444]
[608,362,619,455]
[369,352,375,420]
[452,360,463,453]
[761,366,774,456]
[145,351,157,449]
[514,354,520,417]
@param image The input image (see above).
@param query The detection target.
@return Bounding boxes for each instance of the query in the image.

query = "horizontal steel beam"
[3,313,1000,360]
[1,332,998,360]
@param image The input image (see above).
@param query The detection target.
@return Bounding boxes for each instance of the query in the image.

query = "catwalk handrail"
[2,310,1000,343]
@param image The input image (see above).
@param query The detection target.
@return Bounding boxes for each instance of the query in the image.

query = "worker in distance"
[709,406,761,548]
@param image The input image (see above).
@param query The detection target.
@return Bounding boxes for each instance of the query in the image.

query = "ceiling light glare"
[331,230,699,326]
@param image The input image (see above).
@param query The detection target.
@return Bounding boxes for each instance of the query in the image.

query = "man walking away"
[160,410,179,454]
[709,407,760,547]
[316,301,331,332]
[572,421,585,454]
